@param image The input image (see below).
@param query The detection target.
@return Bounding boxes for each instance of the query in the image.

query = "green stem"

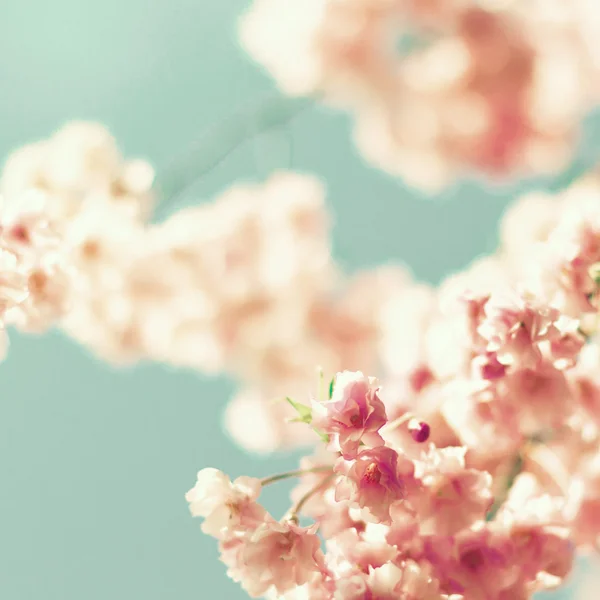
[286,472,336,523]
[486,452,524,522]
[260,465,332,487]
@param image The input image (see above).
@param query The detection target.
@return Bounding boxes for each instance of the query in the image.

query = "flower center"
[364,463,381,484]
[350,414,362,426]
[460,548,485,571]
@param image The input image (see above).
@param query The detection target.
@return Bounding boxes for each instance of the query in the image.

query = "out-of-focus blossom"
[224,387,319,454]
[54,170,333,376]
[240,0,599,188]
[415,446,493,535]
[0,190,74,354]
[0,122,154,357]
[1,121,154,221]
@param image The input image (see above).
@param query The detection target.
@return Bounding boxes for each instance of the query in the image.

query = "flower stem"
[317,366,325,402]
[486,451,524,521]
[381,412,415,433]
[286,472,337,523]
[260,466,333,487]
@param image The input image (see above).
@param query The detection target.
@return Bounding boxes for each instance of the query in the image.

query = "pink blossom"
[242,0,598,187]
[334,561,454,600]
[416,447,493,534]
[312,371,387,457]
[309,265,410,377]
[6,255,72,333]
[571,344,600,431]
[472,351,507,381]
[327,527,397,574]
[0,192,73,338]
[367,560,453,600]
[553,223,600,315]
[220,519,325,598]
[478,292,561,368]
[335,446,413,523]
[333,572,370,600]
[408,365,436,393]
[423,521,574,600]
[509,523,574,592]
[548,323,585,369]
[288,450,361,539]
[293,461,362,542]
[422,527,522,599]
[504,362,573,435]
[186,468,265,539]
[565,453,600,549]
[512,184,600,318]
[379,384,460,456]
[440,379,523,466]
[0,248,27,316]
[1,121,155,221]
[498,473,568,530]
[499,191,559,260]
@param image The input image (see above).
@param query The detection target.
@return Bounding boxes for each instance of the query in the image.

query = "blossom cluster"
[0,122,154,358]
[0,191,71,355]
[6,122,600,470]
[5,1,600,598]
[187,370,580,599]
[0,124,336,381]
[183,167,600,598]
[240,0,600,189]
[0,122,410,452]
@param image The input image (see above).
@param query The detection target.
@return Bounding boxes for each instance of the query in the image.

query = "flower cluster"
[223,171,600,457]
[6,1,600,598]
[61,170,334,369]
[0,125,335,378]
[240,0,600,188]
[184,170,600,599]
[0,191,73,356]
[8,123,600,481]
[188,371,579,599]
[1,122,411,450]
[0,122,154,360]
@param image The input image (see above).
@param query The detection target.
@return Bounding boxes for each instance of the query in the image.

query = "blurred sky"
[0,1,597,599]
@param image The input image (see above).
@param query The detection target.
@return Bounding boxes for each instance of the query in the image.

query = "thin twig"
[154,95,314,218]
[285,472,337,523]
[486,451,524,521]
[260,465,332,487]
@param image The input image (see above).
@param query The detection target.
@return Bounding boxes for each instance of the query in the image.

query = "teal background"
[0,1,596,598]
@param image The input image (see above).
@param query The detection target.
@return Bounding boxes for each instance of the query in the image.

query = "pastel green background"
[0,1,596,598]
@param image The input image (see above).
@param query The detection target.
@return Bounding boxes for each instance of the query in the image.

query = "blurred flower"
[240,0,599,188]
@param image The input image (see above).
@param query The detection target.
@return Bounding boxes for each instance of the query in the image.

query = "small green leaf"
[286,397,330,443]
[286,397,312,424]
[313,428,330,444]
[328,378,335,399]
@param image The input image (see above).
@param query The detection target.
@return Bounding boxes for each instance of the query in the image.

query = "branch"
[154,94,314,218]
